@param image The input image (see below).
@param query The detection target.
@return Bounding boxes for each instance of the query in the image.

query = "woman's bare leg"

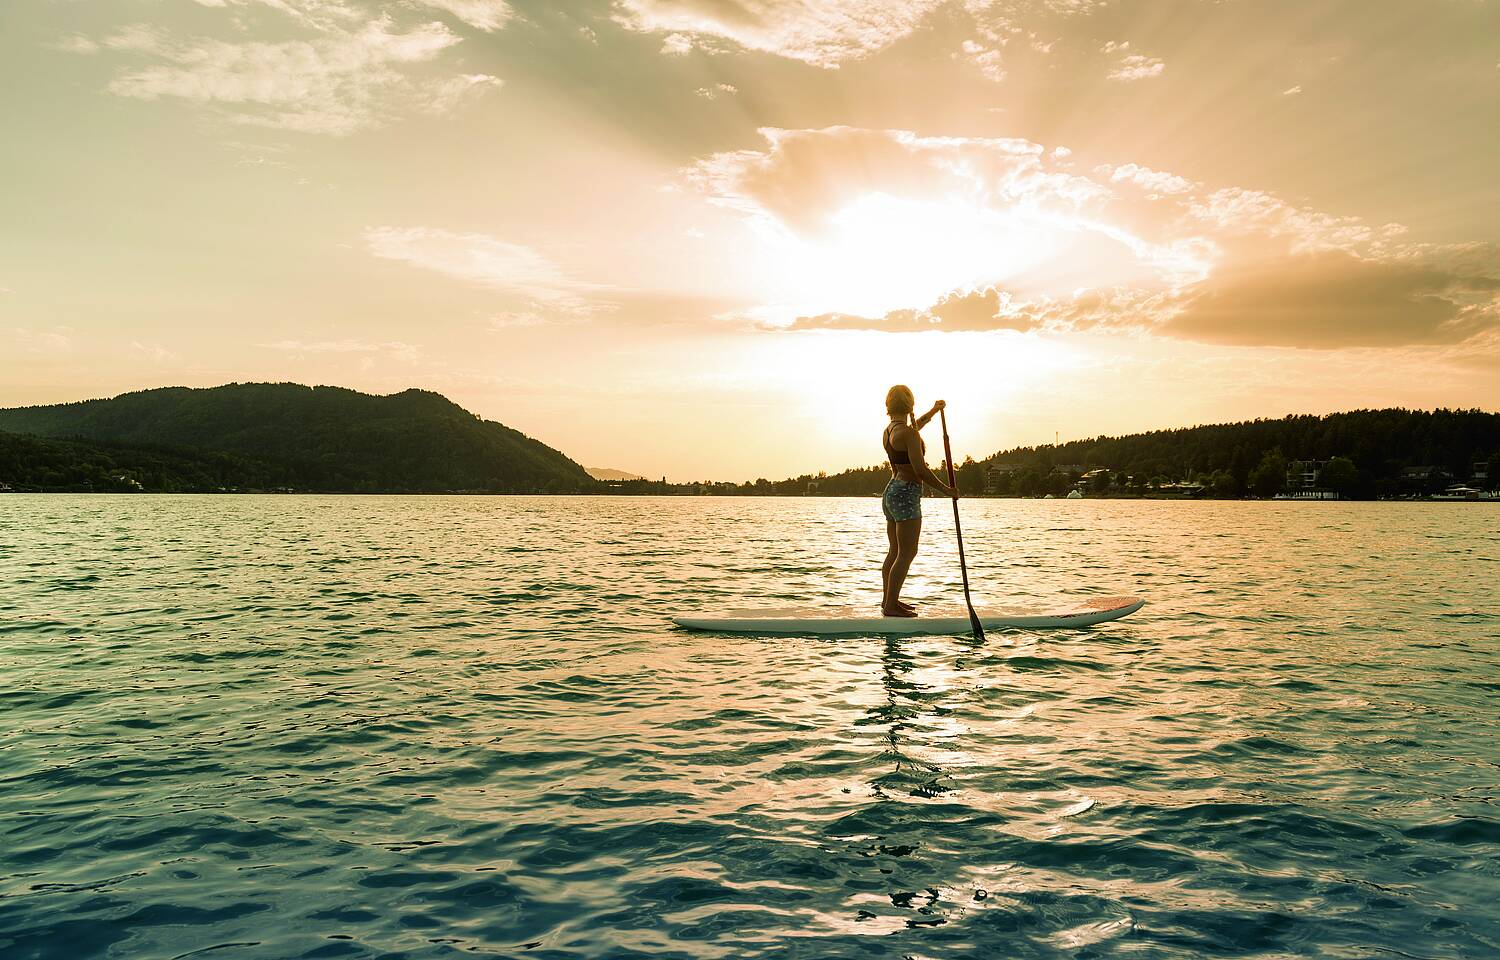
[883,518,921,616]
[881,519,898,609]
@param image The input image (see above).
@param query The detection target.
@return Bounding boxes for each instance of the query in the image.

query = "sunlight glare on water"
[1,495,1498,959]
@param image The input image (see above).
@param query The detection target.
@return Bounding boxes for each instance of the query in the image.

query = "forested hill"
[627,408,1499,499]
[0,383,597,493]
[986,409,1500,488]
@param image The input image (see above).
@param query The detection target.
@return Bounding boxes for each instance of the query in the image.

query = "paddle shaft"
[938,409,985,641]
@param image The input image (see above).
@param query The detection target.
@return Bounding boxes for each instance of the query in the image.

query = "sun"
[755,191,1070,322]
[707,326,1086,471]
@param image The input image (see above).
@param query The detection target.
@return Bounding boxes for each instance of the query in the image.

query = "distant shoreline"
[2,489,1493,502]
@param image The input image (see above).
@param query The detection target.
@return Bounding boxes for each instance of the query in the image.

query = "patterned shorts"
[882,478,922,522]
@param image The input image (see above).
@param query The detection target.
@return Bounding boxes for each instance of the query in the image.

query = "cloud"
[1102,163,1196,197]
[1109,54,1164,81]
[695,82,737,99]
[427,72,503,111]
[793,249,1500,348]
[960,38,1007,82]
[405,0,514,31]
[693,124,1500,349]
[953,0,1114,82]
[11,326,75,354]
[51,35,102,54]
[130,341,181,364]
[660,32,694,55]
[614,0,947,68]
[186,0,363,31]
[364,226,606,314]
[614,0,1149,86]
[1186,187,1379,254]
[1282,84,1303,96]
[1102,41,1164,81]
[690,126,1107,234]
[74,10,497,135]
[792,285,1166,333]
[1166,249,1500,348]
[262,338,422,362]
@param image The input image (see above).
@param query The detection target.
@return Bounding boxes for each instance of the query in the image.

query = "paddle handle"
[939,409,985,641]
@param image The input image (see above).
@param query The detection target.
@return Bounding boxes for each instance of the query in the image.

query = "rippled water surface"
[3,494,1498,959]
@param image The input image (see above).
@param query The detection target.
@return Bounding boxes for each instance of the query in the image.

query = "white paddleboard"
[674,595,1144,636]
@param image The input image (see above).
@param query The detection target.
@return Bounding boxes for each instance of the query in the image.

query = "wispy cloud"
[65,9,499,135]
[1103,41,1163,81]
[427,72,504,111]
[1167,249,1500,347]
[405,0,514,32]
[261,338,422,362]
[660,32,694,56]
[792,246,1500,349]
[690,126,1107,232]
[364,226,607,316]
[792,285,1166,334]
[185,0,363,32]
[1101,163,1196,197]
[11,326,75,355]
[615,0,947,68]
[1186,187,1385,254]
[130,341,181,364]
[959,38,1007,82]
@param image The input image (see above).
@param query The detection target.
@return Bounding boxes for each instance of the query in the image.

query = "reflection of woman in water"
[881,385,957,618]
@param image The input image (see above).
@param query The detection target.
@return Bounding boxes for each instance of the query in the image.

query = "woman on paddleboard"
[882,385,957,617]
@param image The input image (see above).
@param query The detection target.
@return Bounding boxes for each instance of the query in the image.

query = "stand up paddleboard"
[674,595,1144,636]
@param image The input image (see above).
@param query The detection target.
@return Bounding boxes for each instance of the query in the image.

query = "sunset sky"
[3,0,1498,480]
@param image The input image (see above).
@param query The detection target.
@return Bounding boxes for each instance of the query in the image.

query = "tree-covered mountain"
[0,430,285,493]
[0,383,597,493]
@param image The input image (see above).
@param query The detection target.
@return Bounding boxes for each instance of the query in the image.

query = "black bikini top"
[884,423,912,465]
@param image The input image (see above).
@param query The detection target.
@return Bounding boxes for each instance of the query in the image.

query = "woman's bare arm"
[902,428,956,497]
[912,399,945,431]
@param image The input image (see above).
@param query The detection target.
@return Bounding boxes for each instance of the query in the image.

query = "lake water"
[2,494,1497,959]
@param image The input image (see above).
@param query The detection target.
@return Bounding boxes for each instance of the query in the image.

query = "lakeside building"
[1432,484,1496,501]
[1285,460,1328,492]
[1155,480,1205,496]
[985,462,1024,493]
[1399,465,1453,496]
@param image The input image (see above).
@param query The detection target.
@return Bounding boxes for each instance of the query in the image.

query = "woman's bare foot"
[896,599,916,612]
[882,605,918,617]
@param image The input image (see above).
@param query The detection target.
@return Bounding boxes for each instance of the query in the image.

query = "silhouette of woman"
[880,386,956,617]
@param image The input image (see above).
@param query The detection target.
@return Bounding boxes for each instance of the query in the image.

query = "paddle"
[939,408,985,641]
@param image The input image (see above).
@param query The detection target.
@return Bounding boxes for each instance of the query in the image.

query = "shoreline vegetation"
[1,383,1497,500]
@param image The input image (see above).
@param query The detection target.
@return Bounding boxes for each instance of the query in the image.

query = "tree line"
[602,408,1500,500]
[4,401,1495,498]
